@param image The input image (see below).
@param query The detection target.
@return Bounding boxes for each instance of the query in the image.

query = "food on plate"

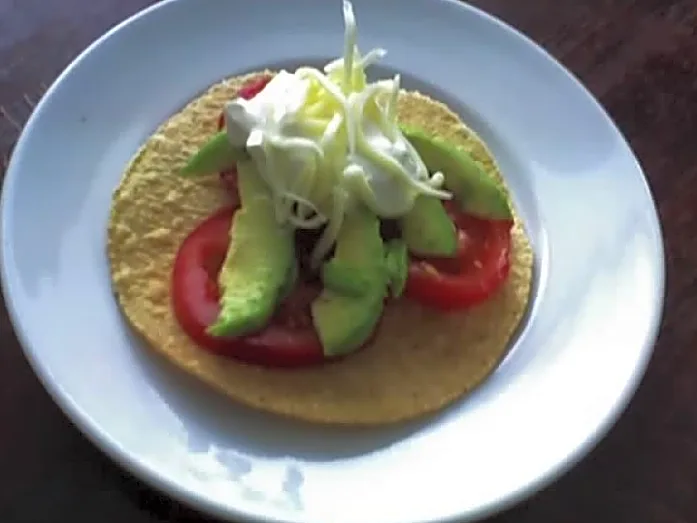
[108,0,533,424]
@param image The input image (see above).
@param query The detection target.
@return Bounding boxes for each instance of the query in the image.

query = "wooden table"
[0,1,692,521]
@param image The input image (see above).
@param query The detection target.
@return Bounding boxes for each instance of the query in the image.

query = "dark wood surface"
[0,0,693,521]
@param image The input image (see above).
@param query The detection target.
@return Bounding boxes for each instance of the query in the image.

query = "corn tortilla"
[108,71,533,425]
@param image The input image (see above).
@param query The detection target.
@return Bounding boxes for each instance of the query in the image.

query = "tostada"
[108,0,533,425]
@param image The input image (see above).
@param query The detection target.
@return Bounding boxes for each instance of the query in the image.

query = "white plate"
[0,1,664,522]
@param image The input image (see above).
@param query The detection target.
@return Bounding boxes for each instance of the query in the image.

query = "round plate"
[0,1,664,522]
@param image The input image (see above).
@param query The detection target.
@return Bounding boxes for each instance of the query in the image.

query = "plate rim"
[0,0,666,522]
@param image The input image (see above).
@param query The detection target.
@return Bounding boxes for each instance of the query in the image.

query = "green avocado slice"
[320,206,386,297]
[401,125,512,220]
[384,239,408,298]
[180,131,249,177]
[322,261,374,297]
[311,291,384,358]
[320,232,409,300]
[312,207,388,357]
[207,161,295,337]
[400,195,457,257]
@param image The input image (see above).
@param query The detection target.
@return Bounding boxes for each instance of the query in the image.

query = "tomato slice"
[171,207,325,368]
[405,201,513,311]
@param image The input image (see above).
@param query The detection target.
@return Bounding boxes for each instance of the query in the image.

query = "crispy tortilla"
[108,71,533,425]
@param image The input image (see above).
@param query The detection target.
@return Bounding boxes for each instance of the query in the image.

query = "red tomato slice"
[405,201,513,311]
[171,207,326,368]
[238,75,273,100]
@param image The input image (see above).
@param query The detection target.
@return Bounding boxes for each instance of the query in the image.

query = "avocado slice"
[208,161,295,337]
[321,236,409,299]
[384,239,408,298]
[180,131,249,177]
[312,207,388,357]
[311,291,385,357]
[401,125,512,220]
[321,261,374,297]
[400,195,457,257]
[321,207,386,296]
